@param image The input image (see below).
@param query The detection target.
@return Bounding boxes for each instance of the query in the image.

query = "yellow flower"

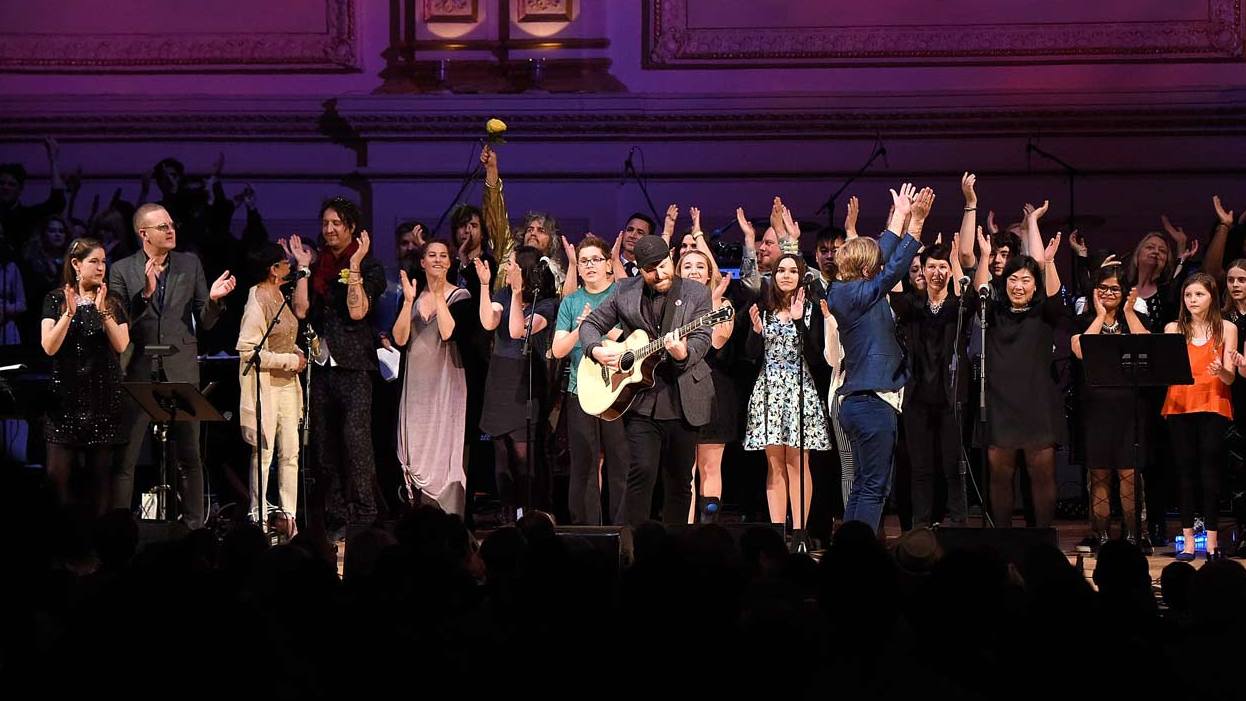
[486,118,507,135]
[338,268,351,284]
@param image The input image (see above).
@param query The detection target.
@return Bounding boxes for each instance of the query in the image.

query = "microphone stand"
[622,154,661,225]
[976,287,996,528]
[1027,141,1079,230]
[520,281,541,522]
[432,158,483,237]
[792,286,814,553]
[297,325,315,534]
[815,141,886,226]
[241,286,294,538]
[950,283,973,525]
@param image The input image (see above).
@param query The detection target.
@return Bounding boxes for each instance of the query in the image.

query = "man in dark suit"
[579,235,714,526]
[110,203,237,528]
[827,183,928,533]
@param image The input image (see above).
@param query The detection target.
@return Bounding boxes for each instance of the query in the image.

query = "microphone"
[958,275,971,289]
[879,145,889,169]
[282,268,309,282]
[977,281,994,299]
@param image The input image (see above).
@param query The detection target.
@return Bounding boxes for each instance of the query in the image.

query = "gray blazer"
[109,249,223,383]
[579,276,714,426]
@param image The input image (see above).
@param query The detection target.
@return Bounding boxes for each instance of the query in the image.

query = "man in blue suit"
[827,183,932,532]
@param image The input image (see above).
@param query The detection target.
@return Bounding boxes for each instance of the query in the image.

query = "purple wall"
[2,1,1245,266]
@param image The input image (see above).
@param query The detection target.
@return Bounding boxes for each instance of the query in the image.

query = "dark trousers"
[1167,412,1229,530]
[904,401,967,527]
[115,400,205,529]
[622,414,696,527]
[566,397,629,525]
[840,393,898,533]
[308,366,378,536]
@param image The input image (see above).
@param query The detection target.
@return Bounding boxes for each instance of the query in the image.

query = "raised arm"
[287,234,313,319]
[1025,200,1049,267]
[481,145,514,291]
[475,258,502,331]
[345,231,372,321]
[972,227,993,294]
[844,195,859,240]
[1043,232,1063,298]
[1205,195,1236,280]
[660,204,679,244]
[737,207,761,293]
[391,270,417,347]
[959,172,978,269]
[560,236,579,296]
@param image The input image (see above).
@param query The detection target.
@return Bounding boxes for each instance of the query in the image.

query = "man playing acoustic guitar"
[580,235,714,526]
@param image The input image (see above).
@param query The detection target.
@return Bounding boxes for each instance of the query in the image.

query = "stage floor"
[332,516,1239,585]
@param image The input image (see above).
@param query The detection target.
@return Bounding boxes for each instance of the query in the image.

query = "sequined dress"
[42,290,129,446]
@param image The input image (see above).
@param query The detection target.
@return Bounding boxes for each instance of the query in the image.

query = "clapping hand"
[62,284,77,317]
[1213,195,1235,226]
[474,257,492,287]
[749,303,763,334]
[736,207,756,248]
[788,286,806,321]
[349,230,371,269]
[399,269,418,304]
[1069,230,1088,257]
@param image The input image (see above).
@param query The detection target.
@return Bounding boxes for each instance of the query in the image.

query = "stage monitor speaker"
[555,525,632,571]
[936,527,1059,565]
[665,522,787,547]
[137,519,190,551]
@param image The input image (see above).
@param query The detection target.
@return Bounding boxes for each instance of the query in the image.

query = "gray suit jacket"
[109,249,223,382]
[579,276,714,426]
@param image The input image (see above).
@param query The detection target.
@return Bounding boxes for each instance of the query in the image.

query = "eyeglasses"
[1096,285,1122,295]
[141,223,175,234]
[578,256,607,266]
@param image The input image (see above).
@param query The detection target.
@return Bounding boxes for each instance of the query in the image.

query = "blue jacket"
[827,230,922,396]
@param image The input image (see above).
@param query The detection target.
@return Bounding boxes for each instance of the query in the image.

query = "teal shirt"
[556,283,617,394]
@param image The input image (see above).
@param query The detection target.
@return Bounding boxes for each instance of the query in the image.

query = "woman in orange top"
[1162,273,1237,560]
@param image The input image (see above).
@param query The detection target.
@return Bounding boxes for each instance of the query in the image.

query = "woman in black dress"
[1070,265,1149,548]
[39,237,130,515]
[974,232,1068,528]
[476,246,558,523]
[1222,258,1246,557]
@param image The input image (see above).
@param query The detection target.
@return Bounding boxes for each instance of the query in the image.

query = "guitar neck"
[638,312,715,359]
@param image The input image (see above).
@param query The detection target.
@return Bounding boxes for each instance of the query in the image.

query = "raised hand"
[1161,214,1188,256]
[506,253,523,293]
[210,152,225,177]
[473,257,492,287]
[662,204,679,239]
[844,195,859,238]
[770,197,786,237]
[412,223,426,247]
[44,136,60,163]
[288,234,313,267]
[713,270,732,301]
[562,235,576,266]
[1027,200,1049,224]
[1045,231,1062,261]
[736,207,756,248]
[481,144,498,173]
[788,286,806,320]
[749,303,763,334]
[1213,195,1235,226]
[1069,230,1088,257]
[62,284,77,317]
[143,257,161,299]
[210,270,237,301]
[987,209,999,235]
[1092,284,1107,319]
[399,269,417,304]
[781,206,801,241]
[1123,286,1140,315]
[910,187,935,222]
[961,172,978,206]
[976,225,991,258]
[890,183,916,219]
[349,230,371,269]
[1181,238,1200,261]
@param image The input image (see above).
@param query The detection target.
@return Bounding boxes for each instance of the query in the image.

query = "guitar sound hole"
[619,352,634,373]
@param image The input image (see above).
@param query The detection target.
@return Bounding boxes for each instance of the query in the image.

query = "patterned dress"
[744,309,831,451]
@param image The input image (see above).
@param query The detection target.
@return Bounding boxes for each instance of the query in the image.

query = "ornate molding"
[0,0,359,72]
[646,0,1245,67]
[5,103,1246,142]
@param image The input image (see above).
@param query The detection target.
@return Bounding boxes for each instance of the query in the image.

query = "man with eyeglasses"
[552,234,628,525]
[110,203,237,528]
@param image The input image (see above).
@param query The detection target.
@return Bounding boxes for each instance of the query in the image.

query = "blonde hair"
[677,249,713,286]
[834,237,881,282]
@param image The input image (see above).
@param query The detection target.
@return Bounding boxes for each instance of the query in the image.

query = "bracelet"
[693,230,704,239]
[1216,222,1231,229]
[963,207,977,212]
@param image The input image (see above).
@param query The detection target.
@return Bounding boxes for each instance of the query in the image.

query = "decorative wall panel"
[645,0,1245,68]
[0,0,359,72]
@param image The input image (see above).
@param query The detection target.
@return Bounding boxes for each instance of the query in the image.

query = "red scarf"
[312,239,358,298]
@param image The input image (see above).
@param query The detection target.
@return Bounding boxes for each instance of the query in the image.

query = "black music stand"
[1081,333,1192,546]
[123,380,226,522]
